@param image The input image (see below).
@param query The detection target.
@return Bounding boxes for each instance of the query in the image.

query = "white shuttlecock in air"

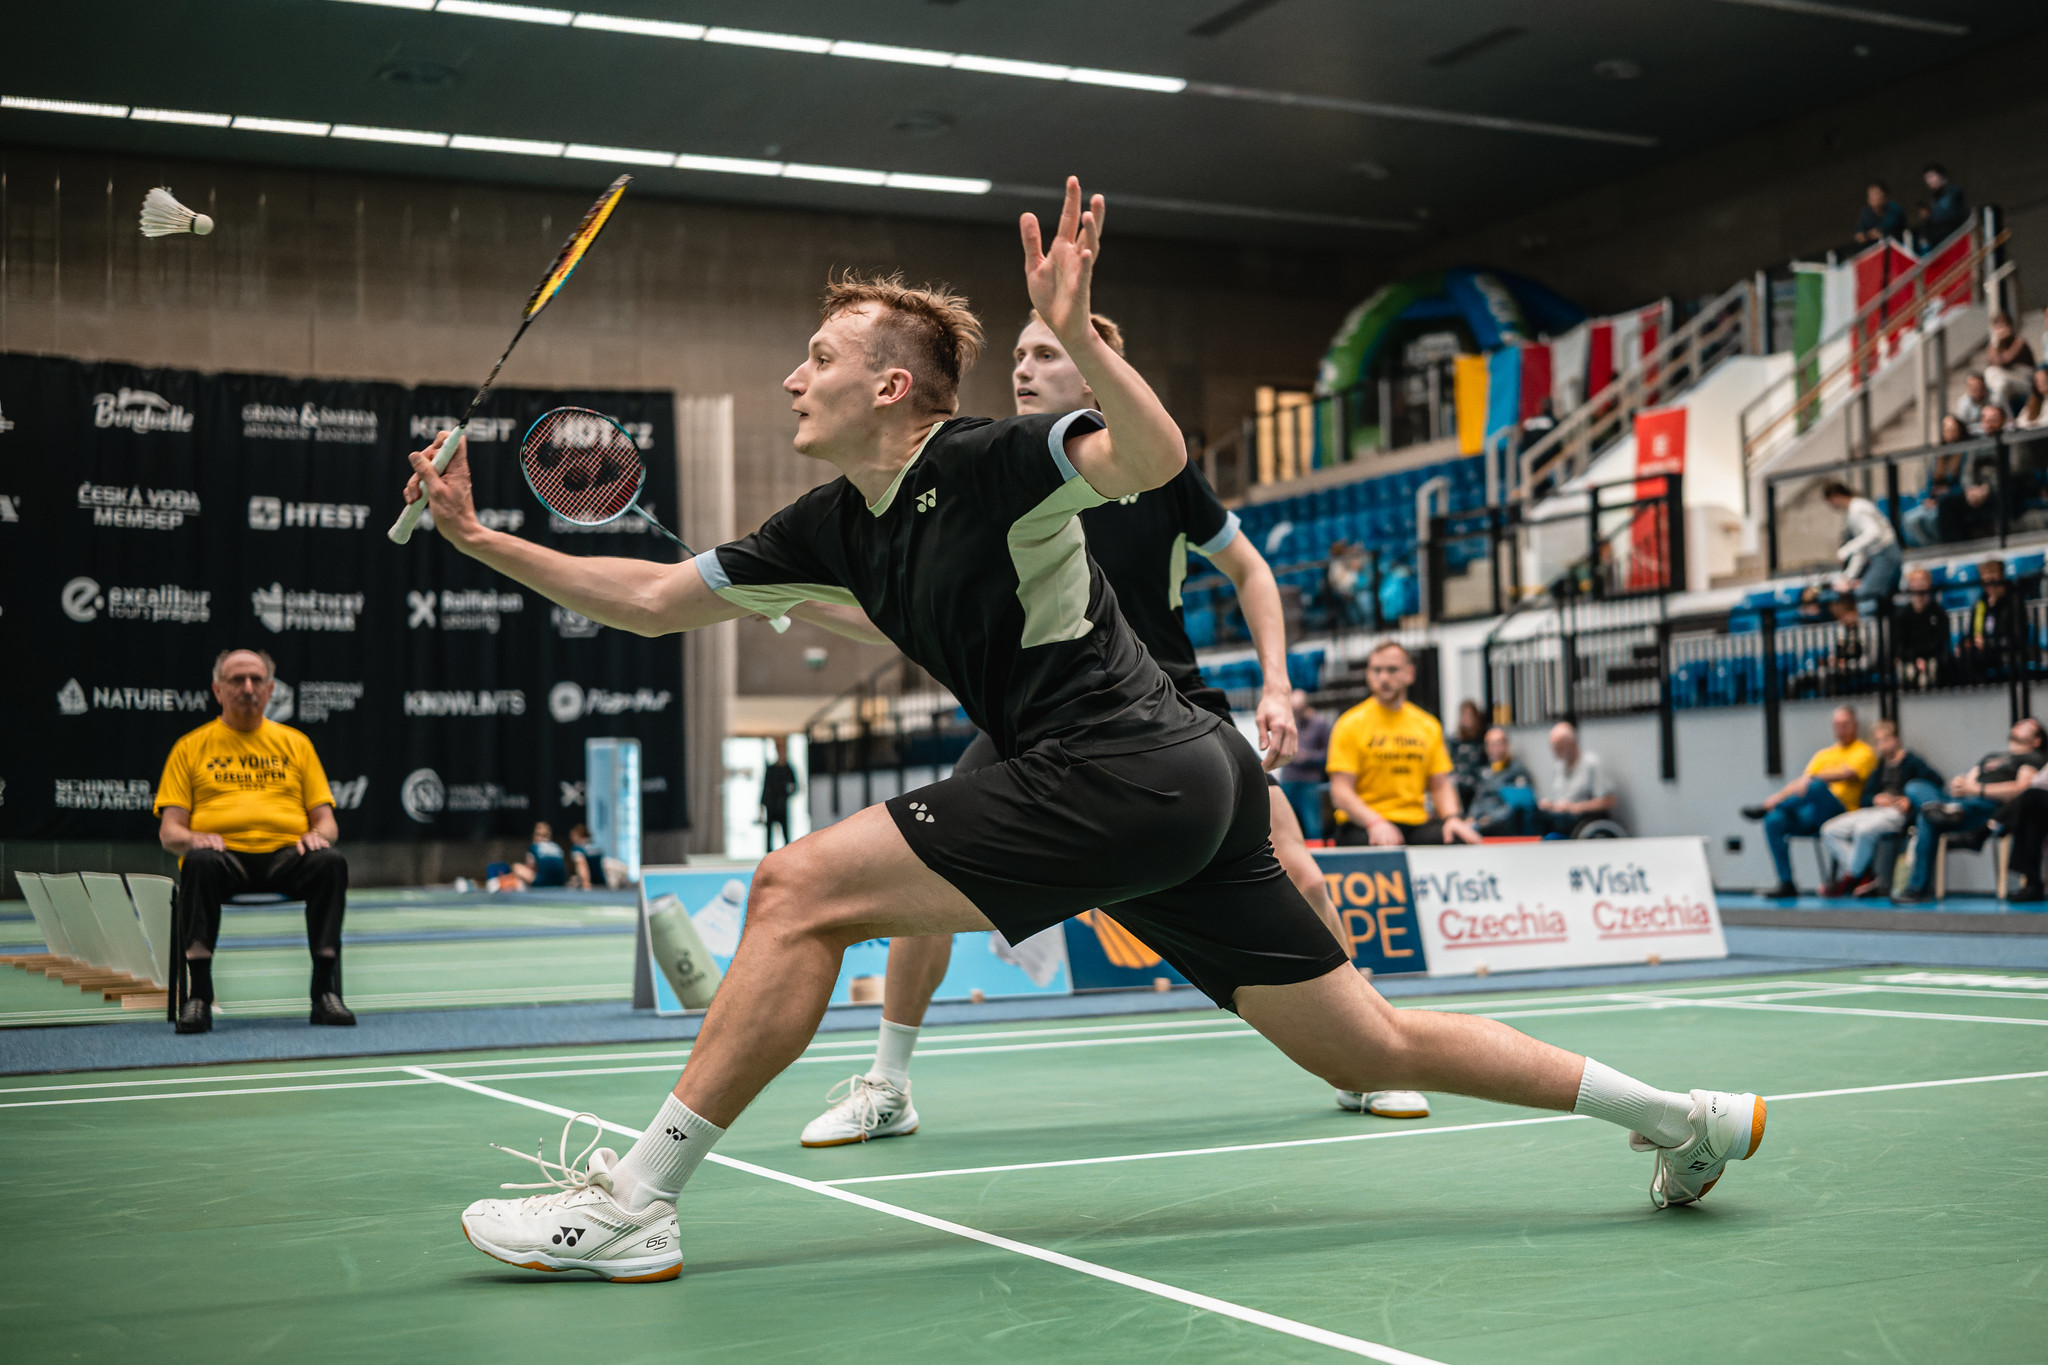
[140,187,213,237]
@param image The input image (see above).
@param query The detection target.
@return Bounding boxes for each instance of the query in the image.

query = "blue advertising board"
[1311,848,1431,976]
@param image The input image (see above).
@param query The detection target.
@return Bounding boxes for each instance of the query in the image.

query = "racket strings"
[523,408,645,525]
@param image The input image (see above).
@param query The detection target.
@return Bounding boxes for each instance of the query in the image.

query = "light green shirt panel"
[1166,531,1191,610]
[709,581,860,619]
[1008,476,1111,648]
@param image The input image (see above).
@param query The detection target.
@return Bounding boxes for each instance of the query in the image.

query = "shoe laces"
[490,1112,615,1210]
[822,1074,899,1140]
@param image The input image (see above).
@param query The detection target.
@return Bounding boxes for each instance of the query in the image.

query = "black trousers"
[763,805,791,850]
[1335,818,1447,847]
[177,846,348,961]
[2003,789,2048,891]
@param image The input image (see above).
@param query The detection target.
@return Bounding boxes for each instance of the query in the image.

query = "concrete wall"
[1505,688,2013,892]
[1398,29,2048,315]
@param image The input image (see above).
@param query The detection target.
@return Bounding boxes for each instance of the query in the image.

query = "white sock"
[609,1094,724,1211]
[869,1018,920,1090]
[1572,1059,1694,1147]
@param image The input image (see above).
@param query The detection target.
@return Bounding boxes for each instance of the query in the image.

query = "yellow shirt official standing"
[1326,696,1452,827]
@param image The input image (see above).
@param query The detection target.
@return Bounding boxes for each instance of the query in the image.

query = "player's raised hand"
[406,430,481,544]
[1021,176,1104,345]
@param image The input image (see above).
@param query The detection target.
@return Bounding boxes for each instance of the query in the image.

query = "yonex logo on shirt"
[915,489,938,512]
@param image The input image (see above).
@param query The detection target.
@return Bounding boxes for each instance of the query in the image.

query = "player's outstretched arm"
[787,601,893,646]
[405,432,749,637]
[1022,177,1184,500]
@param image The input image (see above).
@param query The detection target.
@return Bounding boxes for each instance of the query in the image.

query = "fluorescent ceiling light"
[334,0,433,8]
[332,123,450,146]
[571,12,704,39]
[704,27,831,54]
[2,95,128,117]
[781,163,888,186]
[674,152,782,176]
[1068,68,1188,94]
[232,115,333,136]
[129,107,233,127]
[435,0,572,24]
[949,54,1072,81]
[829,40,953,67]
[883,172,992,194]
[564,143,676,166]
[450,133,565,156]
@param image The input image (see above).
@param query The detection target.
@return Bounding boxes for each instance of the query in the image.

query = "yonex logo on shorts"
[909,801,935,823]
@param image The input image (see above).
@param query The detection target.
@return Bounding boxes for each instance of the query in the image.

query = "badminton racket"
[520,406,692,552]
[389,174,633,545]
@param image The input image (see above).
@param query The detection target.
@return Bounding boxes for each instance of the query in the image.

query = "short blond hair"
[1026,309,1126,357]
[821,270,983,417]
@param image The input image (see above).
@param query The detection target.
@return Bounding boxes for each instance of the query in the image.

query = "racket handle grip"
[388,425,465,545]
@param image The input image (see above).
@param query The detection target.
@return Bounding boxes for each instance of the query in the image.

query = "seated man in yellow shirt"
[1325,641,1480,847]
[1739,703,1878,899]
[155,648,353,1034]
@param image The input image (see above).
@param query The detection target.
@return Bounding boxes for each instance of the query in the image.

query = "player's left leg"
[1266,782,1431,1121]
[796,931,949,1147]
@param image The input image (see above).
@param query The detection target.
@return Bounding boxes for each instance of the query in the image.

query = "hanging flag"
[1453,353,1489,455]
[1629,405,1687,592]
[1550,321,1590,413]
[1485,346,1522,452]
[1518,343,1553,421]
[1586,320,1616,397]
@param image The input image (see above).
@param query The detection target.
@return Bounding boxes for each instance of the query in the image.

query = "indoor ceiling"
[2,0,2040,249]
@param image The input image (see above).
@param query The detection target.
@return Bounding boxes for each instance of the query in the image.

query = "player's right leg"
[458,802,999,1280]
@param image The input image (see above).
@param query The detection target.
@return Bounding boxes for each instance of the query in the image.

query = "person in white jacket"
[1826,481,1901,610]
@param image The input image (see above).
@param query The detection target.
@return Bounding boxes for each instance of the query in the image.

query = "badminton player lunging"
[406,178,1766,1283]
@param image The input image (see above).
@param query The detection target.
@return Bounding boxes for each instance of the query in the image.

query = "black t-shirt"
[699,412,1219,761]
[1977,749,2044,786]
[1078,462,1240,720]
[760,761,799,812]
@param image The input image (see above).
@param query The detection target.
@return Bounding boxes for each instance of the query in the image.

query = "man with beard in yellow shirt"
[1326,641,1481,847]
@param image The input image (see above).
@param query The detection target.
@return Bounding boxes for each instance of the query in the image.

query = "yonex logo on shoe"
[553,1226,585,1247]
[908,801,935,823]
[665,1125,687,1141]
[915,489,938,512]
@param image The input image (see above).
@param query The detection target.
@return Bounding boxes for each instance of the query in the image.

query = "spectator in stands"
[1325,639,1480,847]
[2017,369,2048,431]
[1937,478,1998,545]
[1816,719,1943,897]
[1893,567,1950,689]
[1996,763,2048,901]
[155,647,352,1034]
[1824,481,1900,609]
[760,738,799,851]
[1467,726,1536,837]
[1892,718,2046,902]
[1953,373,1993,434]
[1448,700,1489,812]
[1916,163,1969,248]
[1984,314,2037,411]
[1278,688,1332,841]
[1741,704,1878,899]
[1959,558,2022,679]
[1902,419,1966,546]
[1534,721,1618,836]
[1853,181,1907,246]
[1322,541,1366,627]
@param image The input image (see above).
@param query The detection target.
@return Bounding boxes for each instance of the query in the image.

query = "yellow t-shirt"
[1805,739,1878,809]
[154,718,335,853]
[1325,697,1452,827]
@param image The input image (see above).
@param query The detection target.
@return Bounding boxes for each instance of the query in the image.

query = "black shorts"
[1334,818,1447,846]
[891,726,1348,1009]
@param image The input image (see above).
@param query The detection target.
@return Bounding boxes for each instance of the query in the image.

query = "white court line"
[823,1067,2048,1187]
[401,1066,1445,1365]
[1610,994,2048,1028]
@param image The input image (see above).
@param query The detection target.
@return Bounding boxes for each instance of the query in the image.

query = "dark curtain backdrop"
[0,352,684,842]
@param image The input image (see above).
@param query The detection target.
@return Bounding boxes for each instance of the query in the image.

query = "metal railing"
[1764,427,2048,577]
[1513,280,1757,502]
[1430,474,1687,623]
[1739,219,2008,476]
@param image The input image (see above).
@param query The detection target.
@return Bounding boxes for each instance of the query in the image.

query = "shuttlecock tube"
[647,893,722,1009]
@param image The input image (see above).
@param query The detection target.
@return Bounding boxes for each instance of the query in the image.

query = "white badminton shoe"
[460,1113,682,1282]
[799,1075,919,1147]
[1335,1089,1431,1118]
[1629,1089,1767,1209]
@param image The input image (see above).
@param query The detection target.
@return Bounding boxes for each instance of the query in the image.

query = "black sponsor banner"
[0,353,684,842]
